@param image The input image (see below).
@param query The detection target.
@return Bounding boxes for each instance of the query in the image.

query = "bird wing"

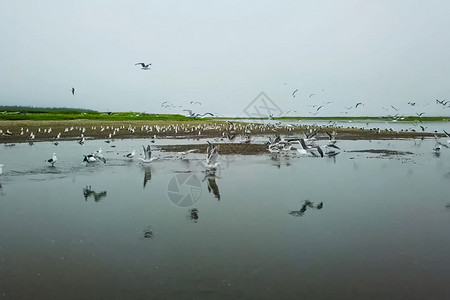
[135,63,145,67]
[327,144,340,150]
[316,146,324,157]
[142,145,148,160]
[299,138,308,150]
[207,144,218,164]
[146,145,152,159]
[444,130,450,138]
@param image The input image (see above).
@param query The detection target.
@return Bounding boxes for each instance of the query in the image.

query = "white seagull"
[139,145,158,163]
[94,148,106,163]
[47,153,57,166]
[0,164,4,175]
[205,141,220,169]
[124,150,136,159]
[294,138,324,157]
[83,154,98,164]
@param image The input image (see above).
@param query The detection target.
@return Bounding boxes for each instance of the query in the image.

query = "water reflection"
[142,166,152,189]
[142,226,153,239]
[188,208,199,222]
[289,200,323,217]
[270,153,292,168]
[82,185,107,202]
[203,170,221,200]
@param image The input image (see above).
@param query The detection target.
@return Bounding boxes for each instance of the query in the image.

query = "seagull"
[94,148,106,163]
[194,112,215,119]
[47,153,57,166]
[295,138,324,157]
[292,89,298,98]
[83,154,98,164]
[0,164,4,176]
[355,102,363,108]
[135,62,151,70]
[183,109,216,119]
[177,149,199,156]
[183,109,196,117]
[139,145,157,163]
[71,87,75,95]
[309,93,315,98]
[124,150,136,159]
[205,141,220,169]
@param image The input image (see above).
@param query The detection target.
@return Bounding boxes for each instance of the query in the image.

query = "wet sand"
[0,120,439,155]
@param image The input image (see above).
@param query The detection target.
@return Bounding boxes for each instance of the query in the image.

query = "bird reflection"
[289,200,323,217]
[188,208,199,222]
[270,154,292,168]
[143,226,153,239]
[83,185,107,202]
[203,170,221,200]
[142,166,152,188]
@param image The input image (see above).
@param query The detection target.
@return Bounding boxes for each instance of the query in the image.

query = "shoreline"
[0,120,441,146]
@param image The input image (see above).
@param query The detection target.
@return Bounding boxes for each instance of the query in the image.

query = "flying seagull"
[292,89,298,98]
[355,102,363,108]
[205,141,220,169]
[135,62,151,70]
[139,145,157,163]
[71,87,75,95]
[183,109,216,119]
[295,138,324,157]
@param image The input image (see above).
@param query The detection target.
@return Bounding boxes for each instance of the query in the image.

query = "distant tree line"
[0,105,96,113]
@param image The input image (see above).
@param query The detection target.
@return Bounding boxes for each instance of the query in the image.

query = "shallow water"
[240,118,450,134]
[1,138,450,299]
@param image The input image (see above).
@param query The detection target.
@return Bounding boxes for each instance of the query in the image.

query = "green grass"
[222,116,450,122]
[0,111,201,121]
[0,106,448,122]
[0,106,217,121]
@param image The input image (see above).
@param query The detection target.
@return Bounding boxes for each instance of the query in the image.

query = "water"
[1,139,450,299]
[238,118,450,134]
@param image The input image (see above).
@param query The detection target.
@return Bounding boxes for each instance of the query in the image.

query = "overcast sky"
[1,0,449,117]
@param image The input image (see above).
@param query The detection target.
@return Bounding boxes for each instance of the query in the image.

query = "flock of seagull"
[267,130,340,158]
[1,117,450,177]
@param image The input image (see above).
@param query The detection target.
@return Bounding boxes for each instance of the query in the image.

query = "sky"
[1,0,450,117]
